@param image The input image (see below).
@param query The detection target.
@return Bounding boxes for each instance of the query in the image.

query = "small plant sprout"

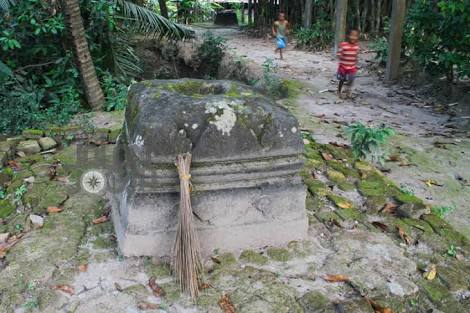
[346,122,396,166]
[14,184,27,205]
[399,184,415,196]
[431,204,456,219]
[447,245,457,258]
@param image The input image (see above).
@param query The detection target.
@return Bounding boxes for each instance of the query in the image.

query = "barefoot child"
[272,13,289,59]
[337,29,360,98]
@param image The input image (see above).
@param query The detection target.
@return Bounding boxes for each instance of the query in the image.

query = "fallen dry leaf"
[199,282,212,290]
[0,235,22,258]
[7,160,21,171]
[47,206,63,213]
[92,215,108,225]
[137,301,160,310]
[397,226,412,245]
[372,221,389,232]
[388,154,402,162]
[114,282,123,292]
[421,179,443,187]
[78,264,88,272]
[149,277,166,297]
[211,256,221,264]
[218,294,235,313]
[425,264,437,280]
[52,284,75,295]
[366,297,393,313]
[381,202,398,214]
[322,274,350,283]
[329,141,349,148]
[321,152,334,161]
[337,201,353,209]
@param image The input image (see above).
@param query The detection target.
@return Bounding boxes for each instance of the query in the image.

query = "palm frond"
[0,0,16,11]
[116,0,194,39]
[109,30,143,78]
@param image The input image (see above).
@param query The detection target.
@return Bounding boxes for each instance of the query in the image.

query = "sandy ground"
[200,26,470,239]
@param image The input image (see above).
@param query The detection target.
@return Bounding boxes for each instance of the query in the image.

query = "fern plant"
[346,122,396,165]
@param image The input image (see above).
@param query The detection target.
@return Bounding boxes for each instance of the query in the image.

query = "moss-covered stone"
[239,249,268,265]
[326,193,354,209]
[108,128,121,143]
[298,291,329,312]
[336,207,364,221]
[266,247,291,262]
[326,160,359,178]
[327,169,346,183]
[418,280,463,311]
[22,129,44,139]
[0,199,14,218]
[17,140,41,155]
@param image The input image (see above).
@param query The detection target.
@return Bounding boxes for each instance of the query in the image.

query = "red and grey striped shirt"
[337,41,360,70]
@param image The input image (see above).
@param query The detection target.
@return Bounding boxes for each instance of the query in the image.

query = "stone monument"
[111,79,307,257]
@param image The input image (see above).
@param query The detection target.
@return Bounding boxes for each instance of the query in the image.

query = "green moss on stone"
[298,291,329,312]
[0,199,14,218]
[239,249,268,265]
[22,129,44,139]
[326,193,354,209]
[326,160,359,178]
[267,247,291,262]
[327,169,346,183]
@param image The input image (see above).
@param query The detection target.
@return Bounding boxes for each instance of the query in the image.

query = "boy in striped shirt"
[336,29,360,98]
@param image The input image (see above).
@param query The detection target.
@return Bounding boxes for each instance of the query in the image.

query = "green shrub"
[294,21,333,50]
[197,32,226,78]
[260,58,284,99]
[100,71,128,111]
[346,122,396,166]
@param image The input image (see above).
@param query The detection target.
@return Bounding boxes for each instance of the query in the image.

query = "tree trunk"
[355,0,361,31]
[303,0,313,28]
[248,0,253,24]
[375,0,382,34]
[334,0,348,55]
[62,0,104,110]
[159,0,169,19]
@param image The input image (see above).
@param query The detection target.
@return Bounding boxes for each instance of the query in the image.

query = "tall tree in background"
[159,0,169,18]
[62,0,105,110]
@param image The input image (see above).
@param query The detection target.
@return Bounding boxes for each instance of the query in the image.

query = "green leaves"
[346,122,395,166]
[116,0,193,40]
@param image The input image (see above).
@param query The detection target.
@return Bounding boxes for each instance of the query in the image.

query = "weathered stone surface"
[38,137,58,150]
[112,79,307,257]
[17,140,41,155]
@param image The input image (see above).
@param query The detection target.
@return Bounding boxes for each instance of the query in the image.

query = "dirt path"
[207,27,470,239]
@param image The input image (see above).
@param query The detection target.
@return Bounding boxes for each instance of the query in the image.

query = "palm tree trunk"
[158,0,169,18]
[62,0,104,110]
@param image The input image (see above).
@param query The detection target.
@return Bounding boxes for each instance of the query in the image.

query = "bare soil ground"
[209,26,470,239]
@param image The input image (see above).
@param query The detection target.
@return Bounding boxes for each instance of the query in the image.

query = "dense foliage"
[197,32,225,78]
[405,0,470,80]
[370,1,469,81]
[0,0,190,135]
[294,21,333,51]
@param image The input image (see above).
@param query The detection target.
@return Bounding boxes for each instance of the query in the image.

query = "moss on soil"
[239,249,268,265]
[266,247,291,262]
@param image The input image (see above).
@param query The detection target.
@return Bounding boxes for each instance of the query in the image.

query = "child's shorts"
[337,66,357,81]
[276,36,287,49]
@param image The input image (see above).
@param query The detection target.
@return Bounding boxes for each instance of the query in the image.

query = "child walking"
[272,12,289,60]
[336,29,360,98]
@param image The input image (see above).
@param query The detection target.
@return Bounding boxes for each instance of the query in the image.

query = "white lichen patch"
[291,127,297,133]
[192,123,199,130]
[134,135,144,147]
[205,100,238,136]
[279,131,284,138]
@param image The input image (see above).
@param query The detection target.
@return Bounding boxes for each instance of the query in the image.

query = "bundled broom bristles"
[173,153,202,299]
